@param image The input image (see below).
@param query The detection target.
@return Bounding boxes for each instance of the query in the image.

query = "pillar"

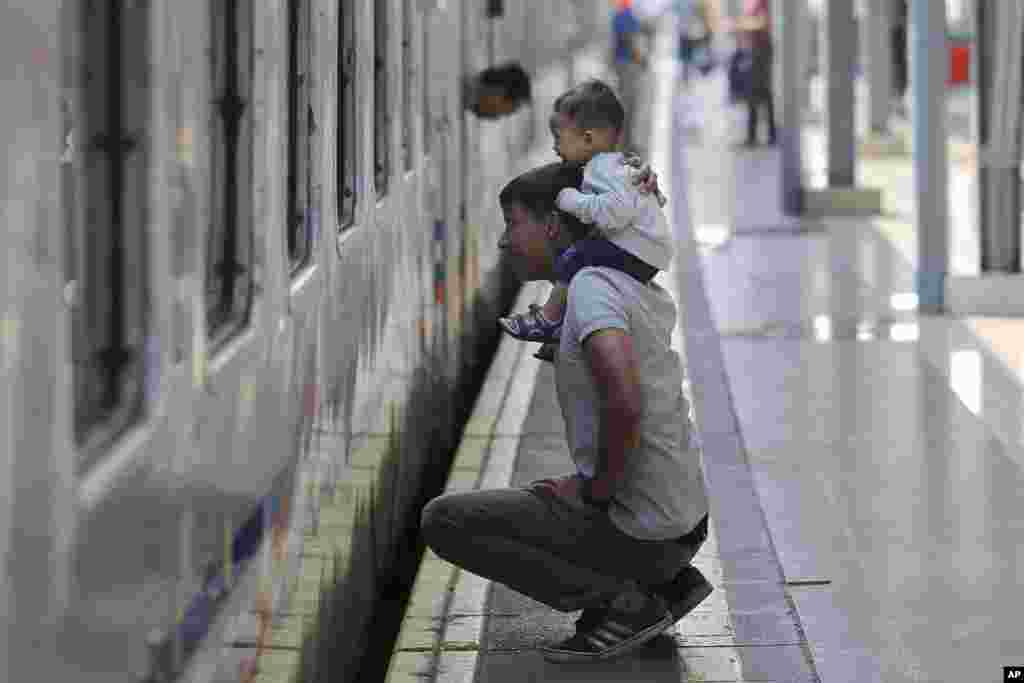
[777,0,804,214]
[911,0,949,312]
[824,0,857,186]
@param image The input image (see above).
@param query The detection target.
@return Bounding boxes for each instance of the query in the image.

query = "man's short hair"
[499,162,589,241]
[552,79,625,133]
[479,62,532,103]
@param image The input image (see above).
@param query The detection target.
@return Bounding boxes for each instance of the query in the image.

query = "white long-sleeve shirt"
[555,152,672,272]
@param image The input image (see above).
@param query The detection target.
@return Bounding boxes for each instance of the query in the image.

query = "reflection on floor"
[680,68,1024,682]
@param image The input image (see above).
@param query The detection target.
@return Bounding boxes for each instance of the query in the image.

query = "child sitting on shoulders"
[498,79,671,361]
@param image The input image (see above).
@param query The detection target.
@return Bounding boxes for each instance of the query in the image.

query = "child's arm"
[555,159,642,233]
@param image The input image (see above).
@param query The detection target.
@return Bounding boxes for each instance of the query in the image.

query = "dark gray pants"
[420,479,704,613]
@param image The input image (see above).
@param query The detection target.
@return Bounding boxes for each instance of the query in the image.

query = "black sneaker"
[542,593,672,663]
[574,566,712,640]
[652,565,713,623]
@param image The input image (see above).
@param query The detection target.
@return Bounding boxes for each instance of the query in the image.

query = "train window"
[207,0,254,342]
[338,0,356,229]
[374,0,390,196]
[69,0,150,452]
[421,4,431,156]
[401,0,413,171]
[287,0,315,273]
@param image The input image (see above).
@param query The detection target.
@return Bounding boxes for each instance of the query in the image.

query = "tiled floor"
[684,57,1024,683]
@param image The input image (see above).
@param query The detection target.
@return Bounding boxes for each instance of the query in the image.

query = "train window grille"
[207,0,254,343]
[338,0,356,230]
[421,3,431,156]
[287,0,315,273]
[401,0,413,172]
[375,0,390,196]
[68,0,150,455]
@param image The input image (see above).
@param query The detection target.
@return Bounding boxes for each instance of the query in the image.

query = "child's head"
[550,80,626,164]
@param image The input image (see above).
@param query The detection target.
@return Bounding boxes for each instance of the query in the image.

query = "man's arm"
[581,328,642,506]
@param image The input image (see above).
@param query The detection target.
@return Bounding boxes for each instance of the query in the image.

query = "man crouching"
[420,161,711,662]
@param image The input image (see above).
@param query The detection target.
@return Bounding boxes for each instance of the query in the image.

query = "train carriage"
[0,1,607,681]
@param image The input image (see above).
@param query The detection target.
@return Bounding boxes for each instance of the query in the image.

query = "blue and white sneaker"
[498,304,562,343]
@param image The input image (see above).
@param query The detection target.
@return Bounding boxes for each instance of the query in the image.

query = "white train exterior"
[0,1,608,681]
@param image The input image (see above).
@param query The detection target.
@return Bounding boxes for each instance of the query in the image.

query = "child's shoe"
[533,342,557,363]
[498,304,562,343]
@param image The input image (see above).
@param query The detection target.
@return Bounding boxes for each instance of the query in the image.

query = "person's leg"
[421,483,693,612]
[764,95,777,144]
[422,487,628,611]
[746,97,759,145]
[540,283,568,323]
[892,26,908,99]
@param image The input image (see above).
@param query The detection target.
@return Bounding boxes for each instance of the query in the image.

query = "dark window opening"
[338,0,356,229]
[422,3,431,156]
[402,0,413,171]
[70,0,150,456]
[375,0,390,195]
[287,0,315,272]
[207,0,254,342]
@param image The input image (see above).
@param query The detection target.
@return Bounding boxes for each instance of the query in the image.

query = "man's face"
[498,202,555,281]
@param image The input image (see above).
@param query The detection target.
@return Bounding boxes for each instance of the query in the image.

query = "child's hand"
[623,155,667,207]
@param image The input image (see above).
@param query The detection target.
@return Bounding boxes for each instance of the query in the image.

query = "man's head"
[467,62,532,119]
[498,162,587,281]
[550,80,626,163]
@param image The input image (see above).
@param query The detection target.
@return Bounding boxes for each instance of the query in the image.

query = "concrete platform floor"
[392,27,1024,683]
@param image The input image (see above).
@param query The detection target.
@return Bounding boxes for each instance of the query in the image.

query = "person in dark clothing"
[891,0,908,103]
[729,0,775,146]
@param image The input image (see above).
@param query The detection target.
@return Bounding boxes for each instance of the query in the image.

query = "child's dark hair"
[552,79,625,133]
[499,162,589,241]
[479,62,532,102]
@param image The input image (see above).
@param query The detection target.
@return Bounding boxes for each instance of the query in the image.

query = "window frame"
[69,0,151,462]
[287,0,316,275]
[374,0,391,197]
[206,0,255,346]
[401,0,414,172]
[337,0,357,230]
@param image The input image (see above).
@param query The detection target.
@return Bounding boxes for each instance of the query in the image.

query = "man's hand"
[533,475,583,504]
[623,155,666,207]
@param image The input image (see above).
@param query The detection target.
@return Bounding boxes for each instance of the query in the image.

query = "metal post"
[825,0,856,186]
[777,0,803,214]
[865,0,892,132]
[978,2,1023,273]
[911,0,949,312]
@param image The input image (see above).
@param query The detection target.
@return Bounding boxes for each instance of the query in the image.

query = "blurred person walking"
[611,0,650,156]
[674,0,717,87]
[728,0,776,146]
[891,0,908,114]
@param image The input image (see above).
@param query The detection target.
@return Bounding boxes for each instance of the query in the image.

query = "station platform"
[388,31,1024,683]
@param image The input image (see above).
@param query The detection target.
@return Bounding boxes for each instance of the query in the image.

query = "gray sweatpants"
[420,477,704,613]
